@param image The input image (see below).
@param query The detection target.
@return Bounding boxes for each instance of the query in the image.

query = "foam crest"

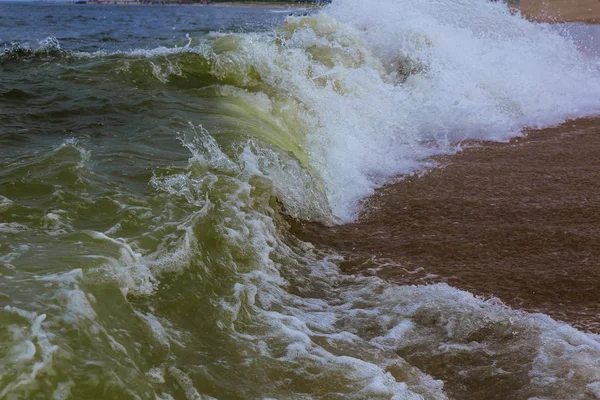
[2,36,63,61]
[303,0,600,217]
[133,124,448,398]
[197,2,600,220]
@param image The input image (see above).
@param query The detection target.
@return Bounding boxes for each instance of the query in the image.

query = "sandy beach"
[520,0,600,23]
[293,117,600,333]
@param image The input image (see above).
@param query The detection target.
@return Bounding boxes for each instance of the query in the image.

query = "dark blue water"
[0,1,295,52]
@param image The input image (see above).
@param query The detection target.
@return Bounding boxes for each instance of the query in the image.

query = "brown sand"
[292,117,600,333]
[520,0,600,23]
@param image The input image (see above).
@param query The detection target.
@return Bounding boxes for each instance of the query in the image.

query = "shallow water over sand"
[294,117,600,334]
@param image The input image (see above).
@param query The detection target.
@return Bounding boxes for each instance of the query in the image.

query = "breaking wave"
[3,0,600,398]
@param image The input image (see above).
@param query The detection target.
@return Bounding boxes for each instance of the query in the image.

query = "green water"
[1,7,402,399]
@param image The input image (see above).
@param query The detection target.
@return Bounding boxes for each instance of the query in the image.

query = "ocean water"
[2,1,600,398]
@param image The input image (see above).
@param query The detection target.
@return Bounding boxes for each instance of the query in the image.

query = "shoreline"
[293,116,600,333]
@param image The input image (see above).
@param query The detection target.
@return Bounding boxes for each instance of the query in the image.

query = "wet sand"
[293,117,600,333]
[520,0,600,23]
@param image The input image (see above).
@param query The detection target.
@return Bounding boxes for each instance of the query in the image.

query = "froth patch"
[1,307,59,398]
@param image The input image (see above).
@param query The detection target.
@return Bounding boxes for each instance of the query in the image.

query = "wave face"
[2,1,600,399]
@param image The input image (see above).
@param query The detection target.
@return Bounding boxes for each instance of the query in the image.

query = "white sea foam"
[0,222,29,234]
[1,307,59,398]
[199,1,600,220]
[313,0,600,219]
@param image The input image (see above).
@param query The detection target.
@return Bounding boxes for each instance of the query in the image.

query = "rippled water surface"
[2,1,600,399]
